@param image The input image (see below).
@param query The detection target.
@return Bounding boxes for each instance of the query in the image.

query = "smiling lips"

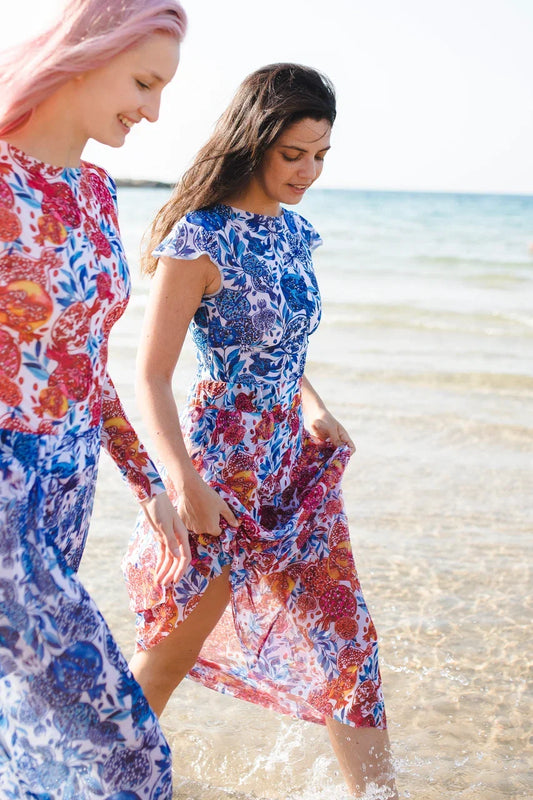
[118,114,136,131]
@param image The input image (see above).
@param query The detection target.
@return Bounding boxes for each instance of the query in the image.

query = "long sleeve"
[100,371,165,502]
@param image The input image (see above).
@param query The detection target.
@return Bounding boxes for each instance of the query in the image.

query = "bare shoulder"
[154,253,221,295]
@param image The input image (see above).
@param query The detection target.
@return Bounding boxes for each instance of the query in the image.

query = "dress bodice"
[0,142,128,433]
[0,141,163,500]
[153,204,322,386]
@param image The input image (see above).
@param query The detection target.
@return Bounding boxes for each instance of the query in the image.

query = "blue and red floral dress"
[0,142,172,799]
[124,204,387,730]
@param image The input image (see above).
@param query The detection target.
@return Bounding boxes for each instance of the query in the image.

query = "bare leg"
[131,568,399,796]
[326,718,399,799]
[130,566,231,717]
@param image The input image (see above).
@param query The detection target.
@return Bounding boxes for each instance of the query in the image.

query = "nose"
[297,156,321,183]
[140,93,161,123]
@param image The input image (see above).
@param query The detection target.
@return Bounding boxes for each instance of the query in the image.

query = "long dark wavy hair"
[143,62,336,274]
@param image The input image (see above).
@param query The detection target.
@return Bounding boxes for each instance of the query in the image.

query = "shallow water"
[80,187,533,799]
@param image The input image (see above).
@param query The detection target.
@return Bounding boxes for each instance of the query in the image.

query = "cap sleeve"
[153,208,230,271]
[289,212,322,252]
[309,225,323,251]
[303,219,323,252]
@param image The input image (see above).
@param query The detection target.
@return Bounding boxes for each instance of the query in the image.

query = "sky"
[1,0,532,195]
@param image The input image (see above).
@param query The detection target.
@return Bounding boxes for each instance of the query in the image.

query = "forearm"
[301,373,327,417]
[301,374,356,453]
[137,372,240,533]
[100,372,165,501]
[136,372,200,492]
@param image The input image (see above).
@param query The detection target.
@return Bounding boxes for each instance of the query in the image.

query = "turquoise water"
[81,188,533,799]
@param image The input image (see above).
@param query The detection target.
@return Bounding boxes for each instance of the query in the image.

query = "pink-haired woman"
[0,1,189,797]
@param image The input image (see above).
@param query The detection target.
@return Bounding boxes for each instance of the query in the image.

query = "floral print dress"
[124,204,387,730]
[0,142,173,799]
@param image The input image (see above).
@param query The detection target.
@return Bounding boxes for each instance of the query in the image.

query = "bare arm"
[301,374,356,453]
[136,254,239,536]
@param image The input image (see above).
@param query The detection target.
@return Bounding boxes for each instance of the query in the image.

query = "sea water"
[80,187,533,799]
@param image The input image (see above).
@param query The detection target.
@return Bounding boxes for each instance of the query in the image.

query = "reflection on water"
[80,187,532,799]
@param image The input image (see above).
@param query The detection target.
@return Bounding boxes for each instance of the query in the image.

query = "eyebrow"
[278,144,331,153]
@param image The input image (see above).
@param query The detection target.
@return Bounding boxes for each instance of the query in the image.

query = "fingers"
[153,500,237,585]
[146,491,239,588]
[339,428,356,454]
[174,516,192,561]
[155,546,188,586]
[184,499,239,536]
[154,547,174,585]
[155,523,191,586]
[220,502,239,528]
[314,423,355,453]
[325,419,355,453]
[141,493,192,586]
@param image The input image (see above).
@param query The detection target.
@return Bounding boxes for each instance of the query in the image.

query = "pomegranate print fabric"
[124,205,387,730]
[0,142,171,798]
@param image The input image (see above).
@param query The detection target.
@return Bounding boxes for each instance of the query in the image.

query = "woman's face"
[73,32,180,148]
[251,117,332,215]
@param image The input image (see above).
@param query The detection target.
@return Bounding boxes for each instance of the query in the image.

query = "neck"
[225,183,282,217]
[3,84,86,168]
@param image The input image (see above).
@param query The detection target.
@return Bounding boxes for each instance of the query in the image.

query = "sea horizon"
[114,178,533,200]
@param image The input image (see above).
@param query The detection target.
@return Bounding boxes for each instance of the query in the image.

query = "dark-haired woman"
[124,63,398,797]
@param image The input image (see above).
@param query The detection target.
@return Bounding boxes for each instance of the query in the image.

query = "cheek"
[280,161,297,182]
[80,84,114,126]
[264,164,286,189]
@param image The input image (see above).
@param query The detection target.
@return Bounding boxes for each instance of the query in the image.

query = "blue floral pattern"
[153,205,322,384]
[0,429,172,798]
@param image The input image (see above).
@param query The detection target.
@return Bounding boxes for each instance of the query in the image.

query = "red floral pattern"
[126,378,387,729]
[0,142,163,500]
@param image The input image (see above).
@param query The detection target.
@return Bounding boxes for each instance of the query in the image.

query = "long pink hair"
[0,0,187,135]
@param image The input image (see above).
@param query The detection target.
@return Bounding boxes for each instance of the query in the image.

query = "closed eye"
[136,79,150,90]
[281,151,328,163]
